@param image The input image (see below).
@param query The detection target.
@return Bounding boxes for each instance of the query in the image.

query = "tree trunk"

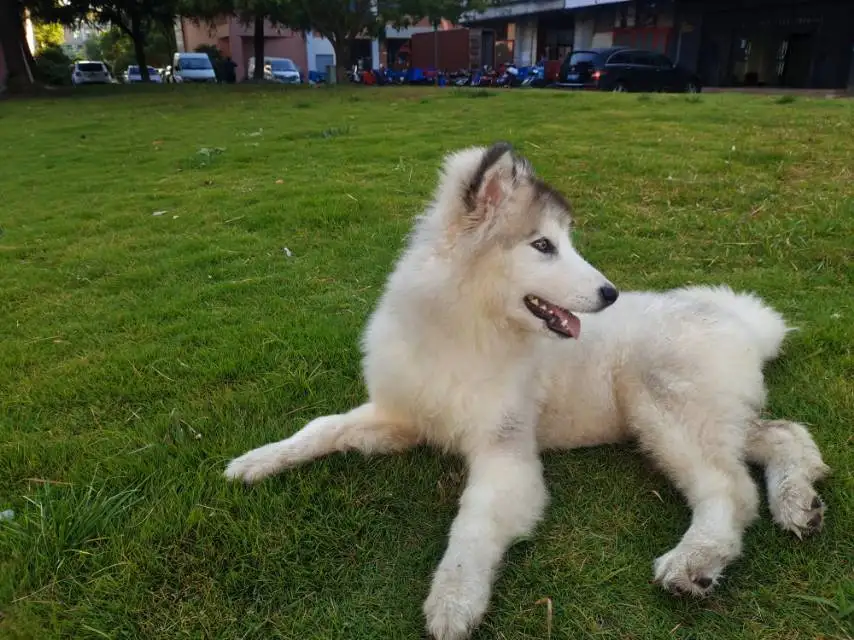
[130,16,150,82]
[161,20,177,62]
[332,37,350,84]
[19,8,37,74]
[252,15,264,80]
[433,23,438,85]
[0,0,35,91]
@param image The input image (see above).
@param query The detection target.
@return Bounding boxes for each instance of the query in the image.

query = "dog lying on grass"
[226,143,829,640]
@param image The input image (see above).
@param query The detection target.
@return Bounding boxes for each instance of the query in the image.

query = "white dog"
[225,143,829,639]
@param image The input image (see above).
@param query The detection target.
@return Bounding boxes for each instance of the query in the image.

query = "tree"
[34,44,74,85]
[289,0,387,84]
[84,0,180,81]
[84,34,104,61]
[180,0,299,81]
[289,0,506,84]
[33,21,65,51]
[31,0,179,82]
[0,2,38,91]
[87,25,173,76]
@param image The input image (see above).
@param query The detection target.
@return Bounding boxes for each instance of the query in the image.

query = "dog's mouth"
[524,295,581,339]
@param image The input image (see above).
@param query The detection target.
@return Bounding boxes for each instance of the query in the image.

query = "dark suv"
[558,47,701,93]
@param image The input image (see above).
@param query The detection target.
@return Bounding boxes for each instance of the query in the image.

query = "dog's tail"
[676,285,792,362]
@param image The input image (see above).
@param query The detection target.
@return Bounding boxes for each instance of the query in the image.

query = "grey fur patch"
[462,142,572,232]
[497,413,524,440]
[531,177,573,220]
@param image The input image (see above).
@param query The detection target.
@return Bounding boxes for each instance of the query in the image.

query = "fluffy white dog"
[225,143,829,639]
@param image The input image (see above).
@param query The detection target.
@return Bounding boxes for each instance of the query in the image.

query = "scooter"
[521,64,545,87]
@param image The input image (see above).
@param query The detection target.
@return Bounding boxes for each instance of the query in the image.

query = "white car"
[124,65,163,83]
[71,61,112,86]
[248,56,302,84]
[166,52,217,83]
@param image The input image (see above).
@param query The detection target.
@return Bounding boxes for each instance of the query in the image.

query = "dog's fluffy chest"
[366,327,547,454]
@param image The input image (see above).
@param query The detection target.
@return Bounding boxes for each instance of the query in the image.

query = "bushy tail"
[676,285,792,362]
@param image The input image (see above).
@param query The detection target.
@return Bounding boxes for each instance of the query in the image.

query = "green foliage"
[178,0,301,80]
[33,21,65,52]
[88,26,173,76]
[33,44,73,86]
[83,35,104,61]
[35,0,180,80]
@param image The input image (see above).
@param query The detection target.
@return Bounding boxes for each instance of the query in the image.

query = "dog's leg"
[224,403,419,483]
[423,432,546,640]
[746,419,830,538]
[630,405,760,596]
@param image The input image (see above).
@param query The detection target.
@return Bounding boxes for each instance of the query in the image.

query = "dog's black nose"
[599,285,619,307]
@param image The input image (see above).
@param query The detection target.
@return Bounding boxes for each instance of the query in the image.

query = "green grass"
[1,85,853,639]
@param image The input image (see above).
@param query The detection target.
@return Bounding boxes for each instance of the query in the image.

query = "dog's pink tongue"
[566,313,581,339]
[555,309,581,339]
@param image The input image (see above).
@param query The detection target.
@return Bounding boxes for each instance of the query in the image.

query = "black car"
[557,47,701,93]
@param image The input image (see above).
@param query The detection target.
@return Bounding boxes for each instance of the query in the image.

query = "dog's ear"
[460,142,528,230]
[464,142,515,210]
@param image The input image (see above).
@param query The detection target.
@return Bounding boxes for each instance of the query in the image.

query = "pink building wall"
[180,17,307,81]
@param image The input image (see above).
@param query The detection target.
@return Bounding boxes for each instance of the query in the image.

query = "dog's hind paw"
[770,481,826,539]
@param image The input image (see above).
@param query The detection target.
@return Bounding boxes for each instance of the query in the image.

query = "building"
[676,0,854,89]
[462,0,854,89]
[306,33,335,75]
[60,22,108,58]
[462,0,673,67]
[176,16,457,80]
[177,17,309,81]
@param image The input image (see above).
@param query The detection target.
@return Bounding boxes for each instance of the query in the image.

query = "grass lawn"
[0,85,852,639]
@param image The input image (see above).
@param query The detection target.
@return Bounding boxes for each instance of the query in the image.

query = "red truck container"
[410,28,483,71]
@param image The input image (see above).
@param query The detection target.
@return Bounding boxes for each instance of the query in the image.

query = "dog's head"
[430,142,617,339]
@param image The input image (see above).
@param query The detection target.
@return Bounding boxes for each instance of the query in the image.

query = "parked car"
[558,47,701,93]
[165,52,217,83]
[247,56,302,83]
[123,65,163,83]
[71,60,113,86]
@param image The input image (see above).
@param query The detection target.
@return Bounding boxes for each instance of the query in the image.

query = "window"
[568,51,599,66]
[270,59,296,72]
[180,57,212,70]
[630,51,655,66]
[316,54,334,71]
[607,51,632,65]
[652,54,673,69]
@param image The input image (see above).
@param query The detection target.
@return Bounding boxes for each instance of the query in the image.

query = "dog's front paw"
[423,566,489,640]
[653,542,732,597]
[223,442,288,484]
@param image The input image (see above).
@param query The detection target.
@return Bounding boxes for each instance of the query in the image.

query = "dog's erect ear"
[435,142,533,234]
[463,142,519,215]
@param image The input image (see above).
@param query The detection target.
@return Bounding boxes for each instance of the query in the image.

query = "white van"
[248,57,302,84]
[167,52,217,83]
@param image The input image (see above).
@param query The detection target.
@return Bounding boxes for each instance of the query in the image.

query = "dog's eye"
[531,237,556,254]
